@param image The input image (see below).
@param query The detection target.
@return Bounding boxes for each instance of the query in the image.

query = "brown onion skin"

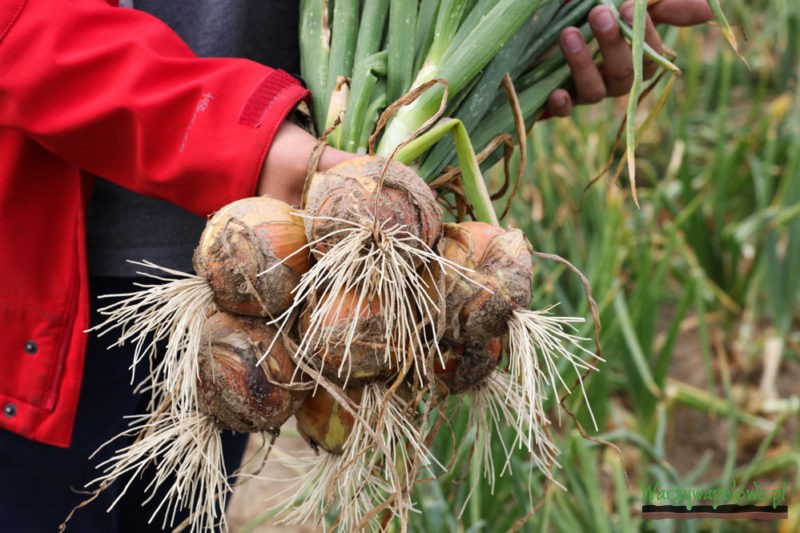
[432,223,533,392]
[197,311,306,433]
[298,290,399,385]
[193,196,310,317]
[295,386,363,455]
[303,156,442,257]
[440,223,533,345]
[434,337,502,394]
[449,221,504,262]
[477,228,533,310]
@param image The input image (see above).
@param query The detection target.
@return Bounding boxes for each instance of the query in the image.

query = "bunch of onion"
[431,220,602,489]
[78,0,741,527]
[277,1,615,526]
[74,196,313,531]
[92,195,309,411]
[86,153,449,531]
[257,153,450,530]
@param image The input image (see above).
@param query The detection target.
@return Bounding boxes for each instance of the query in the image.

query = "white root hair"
[455,306,602,495]
[274,383,433,531]
[89,260,212,413]
[351,383,434,523]
[507,305,604,434]
[462,371,561,495]
[265,214,450,386]
[86,408,230,533]
[274,450,392,532]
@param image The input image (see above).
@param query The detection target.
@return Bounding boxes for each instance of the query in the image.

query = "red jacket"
[0,0,308,447]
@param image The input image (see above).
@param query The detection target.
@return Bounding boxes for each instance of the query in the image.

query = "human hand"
[547,0,713,117]
[257,121,354,206]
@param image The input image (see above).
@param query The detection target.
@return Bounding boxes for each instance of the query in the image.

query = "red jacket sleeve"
[0,0,309,216]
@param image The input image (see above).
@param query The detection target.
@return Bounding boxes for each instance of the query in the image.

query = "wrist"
[257,121,355,206]
[257,121,316,205]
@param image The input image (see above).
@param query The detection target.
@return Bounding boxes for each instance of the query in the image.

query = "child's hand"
[547,0,713,117]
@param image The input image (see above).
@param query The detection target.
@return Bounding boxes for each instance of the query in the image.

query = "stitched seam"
[238,70,296,128]
[0,0,27,45]
[0,296,63,322]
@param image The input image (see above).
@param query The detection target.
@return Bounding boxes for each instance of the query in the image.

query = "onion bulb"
[294,386,363,455]
[277,156,446,385]
[196,311,305,432]
[298,288,397,384]
[303,156,441,258]
[194,195,310,317]
[440,222,533,345]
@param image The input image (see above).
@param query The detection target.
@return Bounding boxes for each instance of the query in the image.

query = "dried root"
[507,306,604,435]
[283,382,433,530]
[86,408,230,533]
[90,261,213,413]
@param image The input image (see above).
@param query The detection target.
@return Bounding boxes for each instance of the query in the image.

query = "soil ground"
[226,421,314,533]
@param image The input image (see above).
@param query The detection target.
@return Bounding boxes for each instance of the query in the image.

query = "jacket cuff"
[238,71,310,199]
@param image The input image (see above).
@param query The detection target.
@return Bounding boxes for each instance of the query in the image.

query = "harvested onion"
[194,195,310,317]
[440,222,533,346]
[294,386,363,455]
[197,311,305,433]
[298,288,397,384]
[303,156,441,257]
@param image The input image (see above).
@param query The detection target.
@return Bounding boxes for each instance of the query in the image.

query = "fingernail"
[594,9,616,32]
[563,31,584,53]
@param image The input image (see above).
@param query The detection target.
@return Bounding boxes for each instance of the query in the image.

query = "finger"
[560,28,607,104]
[547,89,574,118]
[648,0,713,26]
[642,14,663,79]
[619,3,663,80]
[589,6,633,97]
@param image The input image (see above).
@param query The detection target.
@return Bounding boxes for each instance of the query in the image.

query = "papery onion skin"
[193,196,310,317]
[197,311,305,433]
[299,289,398,384]
[433,223,534,392]
[440,223,534,345]
[303,156,442,255]
[295,386,363,455]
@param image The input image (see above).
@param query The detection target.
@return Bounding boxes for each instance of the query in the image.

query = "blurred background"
[229,1,799,530]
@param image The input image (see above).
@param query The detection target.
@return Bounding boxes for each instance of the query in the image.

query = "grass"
[240,1,799,530]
